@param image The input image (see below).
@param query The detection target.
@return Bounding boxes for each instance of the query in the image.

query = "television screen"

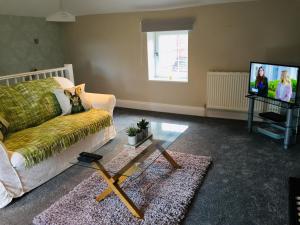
[249,62,300,104]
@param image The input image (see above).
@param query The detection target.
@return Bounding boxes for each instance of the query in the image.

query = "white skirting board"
[205,108,249,120]
[116,99,205,117]
[116,99,257,120]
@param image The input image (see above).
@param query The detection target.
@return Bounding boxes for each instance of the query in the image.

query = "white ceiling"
[0,0,254,17]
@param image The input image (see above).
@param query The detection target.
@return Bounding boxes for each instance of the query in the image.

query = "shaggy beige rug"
[33,151,211,225]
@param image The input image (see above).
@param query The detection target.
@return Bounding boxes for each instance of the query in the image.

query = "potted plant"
[126,126,138,146]
[136,128,143,142]
[137,119,150,138]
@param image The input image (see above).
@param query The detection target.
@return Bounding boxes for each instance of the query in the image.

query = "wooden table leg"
[93,161,144,219]
[95,165,138,202]
[156,144,181,169]
[92,142,180,219]
[95,175,127,202]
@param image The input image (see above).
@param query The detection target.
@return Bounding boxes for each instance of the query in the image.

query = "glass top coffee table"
[71,121,188,219]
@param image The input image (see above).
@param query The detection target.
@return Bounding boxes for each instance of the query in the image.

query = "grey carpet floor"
[1,107,300,225]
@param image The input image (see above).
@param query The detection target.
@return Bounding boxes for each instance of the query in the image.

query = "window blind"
[141,18,195,32]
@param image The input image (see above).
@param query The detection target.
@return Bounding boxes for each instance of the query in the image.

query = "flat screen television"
[249,62,300,104]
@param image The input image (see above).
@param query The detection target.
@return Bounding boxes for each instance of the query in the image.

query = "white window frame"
[147,30,189,83]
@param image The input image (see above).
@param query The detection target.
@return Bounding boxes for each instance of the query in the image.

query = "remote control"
[77,156,96,163]
[79,152,103,160]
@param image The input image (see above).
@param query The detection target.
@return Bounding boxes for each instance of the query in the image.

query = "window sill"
[148,78,188,83]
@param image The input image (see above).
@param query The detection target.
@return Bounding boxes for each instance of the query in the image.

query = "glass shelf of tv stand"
[247,94,300,128]
[251,112,300,130]
[250,113,299,141]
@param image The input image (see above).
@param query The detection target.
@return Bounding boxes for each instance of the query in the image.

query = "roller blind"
[141,18,195,32]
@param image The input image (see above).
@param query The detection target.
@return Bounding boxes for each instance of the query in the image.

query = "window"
[147,30,188,82]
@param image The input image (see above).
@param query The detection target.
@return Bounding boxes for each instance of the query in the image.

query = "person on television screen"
[255,66,268,97]
[275,70,292,102]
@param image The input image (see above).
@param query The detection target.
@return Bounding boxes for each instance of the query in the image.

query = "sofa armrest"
[0,142,23,208]
[85,92,116,116]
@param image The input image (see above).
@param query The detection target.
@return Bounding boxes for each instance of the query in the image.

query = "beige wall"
[63,0,300,107]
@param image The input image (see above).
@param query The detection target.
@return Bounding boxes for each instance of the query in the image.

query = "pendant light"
[46,0,75,22]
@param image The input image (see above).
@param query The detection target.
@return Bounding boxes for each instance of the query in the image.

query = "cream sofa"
[0,65,116,208]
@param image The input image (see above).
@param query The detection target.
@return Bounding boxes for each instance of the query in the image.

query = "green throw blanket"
[4,109,112,168]
[0,78,62,133]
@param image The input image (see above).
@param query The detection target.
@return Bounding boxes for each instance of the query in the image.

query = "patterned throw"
[33,151,211,225]
[13,78,62,126]
[0,114,9,142]
[4,109,112,168]
[0,78,61,132]
[0,85,34,132]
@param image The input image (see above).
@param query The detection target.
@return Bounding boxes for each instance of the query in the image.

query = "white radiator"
[206,72,279,113]
[207,72,249,111]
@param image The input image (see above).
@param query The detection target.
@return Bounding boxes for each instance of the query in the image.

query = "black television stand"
[258,112,286,123]
[247,95,300,149]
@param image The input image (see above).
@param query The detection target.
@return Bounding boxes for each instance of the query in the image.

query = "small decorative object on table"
[126,126,138,146]
[136,129,143,142]
[77,152,103,163]
[125,119,151,148]
[137,119,149,138]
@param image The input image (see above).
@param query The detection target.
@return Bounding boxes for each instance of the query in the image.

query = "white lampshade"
[46,11,75,22]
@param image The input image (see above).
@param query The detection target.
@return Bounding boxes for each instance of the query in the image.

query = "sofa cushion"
[54,84,91,115]
[65,84,91,112]
[4,109,112,168]
[52,89,73,115]
[53,77,74,89]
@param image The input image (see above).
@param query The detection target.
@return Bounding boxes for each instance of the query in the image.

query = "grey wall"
[0,15,64,75]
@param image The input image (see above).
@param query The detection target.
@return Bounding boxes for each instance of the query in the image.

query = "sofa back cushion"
[0,78,62,132]
[0,86,34,132]
[53,77,74,89]
[13,78,62,126]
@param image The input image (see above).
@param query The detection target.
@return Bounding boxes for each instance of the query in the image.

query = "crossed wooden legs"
[93,146,180,219]
[93,161,143,218]
[156,144,181,169]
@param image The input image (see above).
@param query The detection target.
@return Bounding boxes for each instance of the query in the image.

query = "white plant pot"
[128,135,137,146]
